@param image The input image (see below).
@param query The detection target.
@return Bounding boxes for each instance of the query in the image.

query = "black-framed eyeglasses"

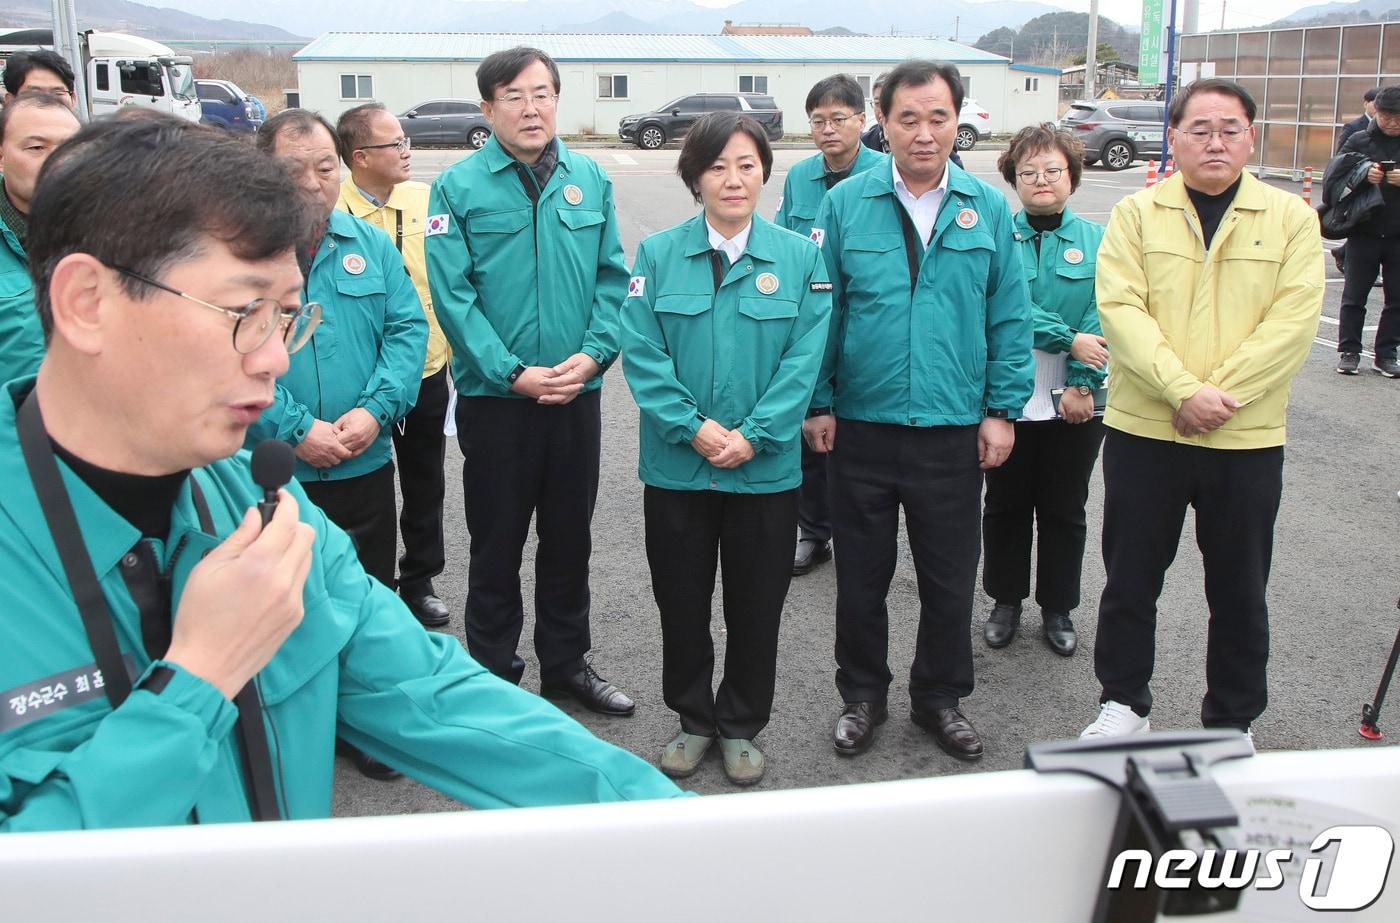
[1016,167,1066,185]
[494,92,558,111]
[1174,127,1249,145]
[358,137,411,154]
[809,115,857,130]
[109,264,322,355]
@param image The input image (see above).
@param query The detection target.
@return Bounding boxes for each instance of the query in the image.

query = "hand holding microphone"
[164,440,316,700]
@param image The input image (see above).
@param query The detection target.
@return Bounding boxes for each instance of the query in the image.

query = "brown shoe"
[833,701,887,756]
[911,706,984,761]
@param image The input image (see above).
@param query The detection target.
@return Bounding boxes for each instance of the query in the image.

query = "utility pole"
[1183,0,1200,34]
[49,0,89,121]
[1220,0,1228,31]
[1086,0,1100,100]
[954,17,960,43]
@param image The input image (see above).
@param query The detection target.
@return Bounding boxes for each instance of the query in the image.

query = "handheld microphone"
[251,439,296,527]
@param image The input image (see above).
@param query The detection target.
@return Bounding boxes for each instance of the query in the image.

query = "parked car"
[195,78,261,134]
[956,99,993,151]
[398,99,492,148]
[619,93,784,150]
[1059,99,1167,170]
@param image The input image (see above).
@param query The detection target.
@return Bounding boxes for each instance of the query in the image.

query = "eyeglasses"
[809,115,857,130]
[494,92,558,111]
[358,137,411,154]
[109,265,322,355]
[1175,127,1249,145]
[1016,167,1066,185]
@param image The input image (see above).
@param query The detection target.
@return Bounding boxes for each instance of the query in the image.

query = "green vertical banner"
[1140,0,1164,84]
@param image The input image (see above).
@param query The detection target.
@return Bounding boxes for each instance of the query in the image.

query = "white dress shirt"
[706,219,752,265]
[892,159,951,246]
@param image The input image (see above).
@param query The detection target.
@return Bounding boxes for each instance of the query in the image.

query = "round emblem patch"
[563,184,584,205]
[955,208,979,230]
[1064,248,1084,265]
[755,272,780,295]
[342,254,366,275]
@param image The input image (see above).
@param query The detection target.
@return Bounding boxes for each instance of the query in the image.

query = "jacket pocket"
[1217,246,1284,264]
[737,296,799,321]
[469,208,531,234]
[334,273,387,299]
[557,207,606,231]
[940,231,996,254]
[1054,261,1097,281]
[654,293,713,317]
[846,232,902,254]
[257,592,356,706]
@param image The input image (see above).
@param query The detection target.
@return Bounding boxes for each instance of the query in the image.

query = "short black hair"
[477,47,560,102]
[1168,78,1256,126]
[2,49,75,95]
[28,111,318,338]
[336,101,390,165]
[257,107,340,159]
[676,111,773,204]
[1364,86,1382,103]
[1376,86,1400,115]
[879,60,964,123]
[0,88,78,144]
[806,74,864,115]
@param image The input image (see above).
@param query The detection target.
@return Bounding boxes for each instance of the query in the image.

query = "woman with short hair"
[620,111,832,786]
[981,123,1109,658]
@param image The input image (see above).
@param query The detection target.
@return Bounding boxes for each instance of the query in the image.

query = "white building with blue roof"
[293,32,1061,138]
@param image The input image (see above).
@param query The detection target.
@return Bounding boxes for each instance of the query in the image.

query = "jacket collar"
[682,211,780,262]
[861,159,981,200]
[338,175,415,219]
[806,143,885,185]
[1013,204,1082,241]
[1149,170,1267,212]
[478,133,574,177]
[325,207,362,241]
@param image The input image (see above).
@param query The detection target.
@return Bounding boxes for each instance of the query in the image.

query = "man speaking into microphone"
[0,113,681,832]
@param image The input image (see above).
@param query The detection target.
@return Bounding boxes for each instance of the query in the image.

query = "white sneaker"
[1080,701,1151,738]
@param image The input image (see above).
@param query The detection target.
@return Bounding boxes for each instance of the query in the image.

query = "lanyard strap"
[394,209,403,253]
[890,195,924,296]
[708,250,728,292]
[16,391,281,821]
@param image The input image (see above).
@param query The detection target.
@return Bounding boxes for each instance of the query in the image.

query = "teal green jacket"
[0,381,682,831]
[811,162,1035,424]
[0,224,44,386]
[1013,207,1107,391]
[621,214,831,493]
[774,145,887,239]
[425,137,628,398]
[246,210,427,483]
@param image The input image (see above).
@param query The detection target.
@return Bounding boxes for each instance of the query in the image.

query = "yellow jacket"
[1095,172,1323,449]
[338,176,449,377]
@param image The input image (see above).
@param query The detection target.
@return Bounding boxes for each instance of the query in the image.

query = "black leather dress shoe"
[337,739,402,781]
[983,602,1022,648]
[793,538,832,576]
[1042,610,1077,657]
[540,663,635,716]
[911,706,984,761]
[403,592,451,628]
[833,701,887,756]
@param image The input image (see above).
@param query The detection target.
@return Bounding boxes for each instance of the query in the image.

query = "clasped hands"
[1173,384,1240,437]
[692,418,755,469]
[294,409,381,468]
[511,353,601,405]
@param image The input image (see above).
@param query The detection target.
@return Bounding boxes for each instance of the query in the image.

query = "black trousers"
[455,389,600,685]
[1339,234,1400,358]
[644,486,797,739]
[831,420,983,711]
[1095,429,1283,729]
[392,366,450,598]
[982,418,1105,612]
[797,442,832,544]
[301,461,397,590]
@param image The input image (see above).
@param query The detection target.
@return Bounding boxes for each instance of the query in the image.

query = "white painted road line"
[610,152,638,165]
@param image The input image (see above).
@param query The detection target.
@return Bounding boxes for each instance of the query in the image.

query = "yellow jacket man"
[1082,79,1323,742]
[336,103,454,631]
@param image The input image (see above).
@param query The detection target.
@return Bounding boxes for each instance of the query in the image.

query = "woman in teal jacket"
[621,112,831,786]
[981,124,1109,659]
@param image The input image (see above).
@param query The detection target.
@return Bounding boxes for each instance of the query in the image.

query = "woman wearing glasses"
[620,112,831,786]
[980,123,1108,659]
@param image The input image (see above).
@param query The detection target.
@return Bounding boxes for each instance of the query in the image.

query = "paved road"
[334,148,1399,816]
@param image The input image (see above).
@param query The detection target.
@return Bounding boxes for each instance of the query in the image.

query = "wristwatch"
[1073,385,1093,396]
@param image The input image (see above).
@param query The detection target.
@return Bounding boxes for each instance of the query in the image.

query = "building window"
[340,74,374,100]
[962,76,972,98]
[95,63,109,91]
[597,74,629,99]
[738,74,768,94]
[855,74,872,99]
[1024,77,1040,92]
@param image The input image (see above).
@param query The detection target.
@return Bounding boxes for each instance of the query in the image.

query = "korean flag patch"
[809,227,826,249]
[627,276,646,298]
[426,214,451,237]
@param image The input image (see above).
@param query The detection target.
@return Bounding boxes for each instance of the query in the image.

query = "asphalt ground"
[332,148,1400,816]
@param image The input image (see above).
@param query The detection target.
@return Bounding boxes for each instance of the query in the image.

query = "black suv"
[619,93,784,149]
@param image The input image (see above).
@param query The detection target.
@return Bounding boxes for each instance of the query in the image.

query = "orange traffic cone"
[1302,166,1314,206]
[1146,160,1158,187]
[1163,158,1175,179]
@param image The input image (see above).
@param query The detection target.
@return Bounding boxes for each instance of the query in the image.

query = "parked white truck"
[0,28,201,122]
